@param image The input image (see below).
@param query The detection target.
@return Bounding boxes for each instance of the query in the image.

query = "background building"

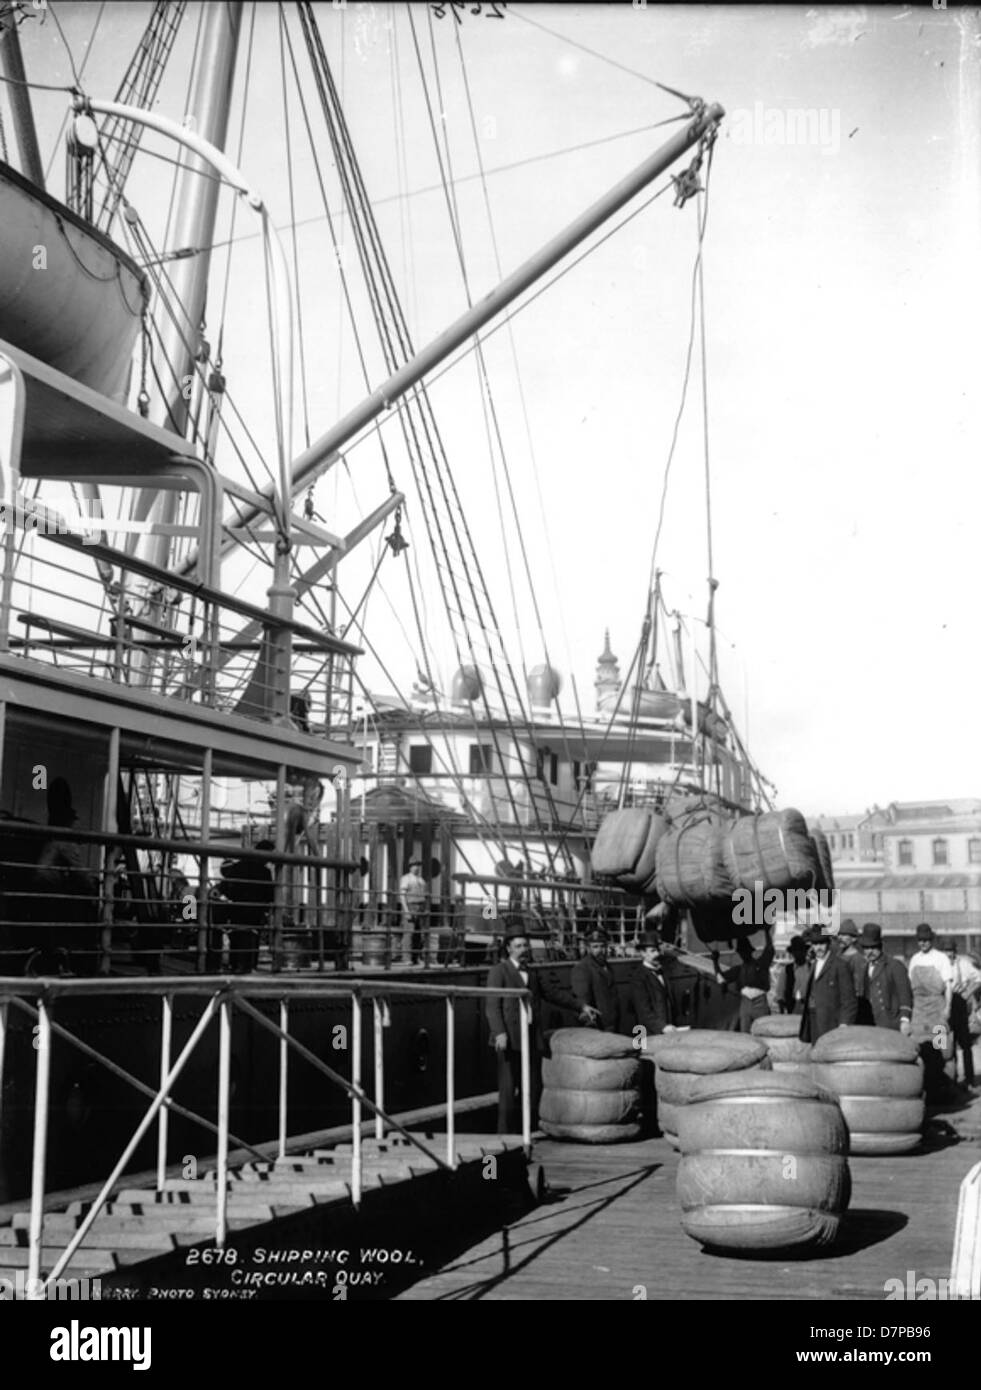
[814,801,981,958]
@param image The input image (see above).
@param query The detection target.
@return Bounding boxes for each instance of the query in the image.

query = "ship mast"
[138,1,243,572]
[0,14,45,188]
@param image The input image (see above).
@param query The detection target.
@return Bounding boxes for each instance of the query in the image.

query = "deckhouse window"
[409,745,433,775]
[536,747,558,785]
[932,838,948,867]
[969,838,981,864]
[469,744,494,775]
[898,839,913,867]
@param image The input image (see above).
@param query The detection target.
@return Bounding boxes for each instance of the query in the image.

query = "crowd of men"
[770,919,981,1101]
[485,919,981,1133]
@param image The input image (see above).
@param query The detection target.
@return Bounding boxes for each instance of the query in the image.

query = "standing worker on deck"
[486,927,592,1133]
[908,923,955,1103]
[800,924,858,1043]
[858,924,912,1033]
[715,930,775,1033]
[399,858,428,965]
[572,928,619,1032]
[940,937,981,1092]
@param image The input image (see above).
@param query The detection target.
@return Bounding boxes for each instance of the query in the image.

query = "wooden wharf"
[396,1096,981,1302]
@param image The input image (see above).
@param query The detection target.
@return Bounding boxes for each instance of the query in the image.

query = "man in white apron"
[907,923,954,1103]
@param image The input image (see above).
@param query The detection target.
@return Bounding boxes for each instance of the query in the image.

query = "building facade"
[814,801,981,957]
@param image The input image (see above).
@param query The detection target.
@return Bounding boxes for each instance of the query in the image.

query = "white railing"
[0,974,533,1299]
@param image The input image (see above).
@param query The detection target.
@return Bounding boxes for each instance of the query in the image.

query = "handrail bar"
[454,871,626,895]
[40,529,363,657]
[0,822,360,873]
[0,975,534,1000]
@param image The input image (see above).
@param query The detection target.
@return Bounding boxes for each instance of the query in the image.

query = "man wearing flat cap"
[799,923,857,1043]
[631,929,678,1038]
[486,926,591,1133]
[858,923,912,1033]
[571,928,621,1032]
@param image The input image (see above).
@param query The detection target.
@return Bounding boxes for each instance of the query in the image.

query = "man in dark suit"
[486,927,587,1134]
[571,928,621,1032]
[800,924,858,1043]
[781,934,812,1015]
[857,924,912,1032]
[630,928,677,1038]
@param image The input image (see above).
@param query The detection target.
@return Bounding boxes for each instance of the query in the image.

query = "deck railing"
[0,974,534,1299]
[0,824,644,975]
[0,527,358,730]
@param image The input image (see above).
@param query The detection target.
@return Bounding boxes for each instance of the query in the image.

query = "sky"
[3,2,981,818]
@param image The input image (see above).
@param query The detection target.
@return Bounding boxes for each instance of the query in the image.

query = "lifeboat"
[0,161,148,403]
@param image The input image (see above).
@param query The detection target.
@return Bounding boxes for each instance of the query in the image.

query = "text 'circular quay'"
[0,0,978,1349]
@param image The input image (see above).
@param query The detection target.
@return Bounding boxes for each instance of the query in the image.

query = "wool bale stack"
[750,1014,813,1076]
[677,1070,850,1252]
[811,1026,925,1156]
[540,1029,642,1143]
[591,808,670,894]
[642,1030,771,1148]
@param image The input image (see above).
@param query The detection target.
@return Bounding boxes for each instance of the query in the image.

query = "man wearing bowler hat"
[572,928,621,1033]
[858,923,912,1033]
[486,925,591,1133]
[908,923,955,1101]
[835,920,868,1002]
[800,923,857,1043]
[631,929,678,1038]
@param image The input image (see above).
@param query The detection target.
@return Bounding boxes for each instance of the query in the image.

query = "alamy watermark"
[0,492,149,546]
[884,1270,976,1301]
[732,883,841,931]
[727,102,841,156]
[0,1270,101,1300]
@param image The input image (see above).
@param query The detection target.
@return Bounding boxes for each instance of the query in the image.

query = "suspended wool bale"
[591,809,654,880]
[811,1026,924,1156]
[726,809,820,893]
[541,1055,641,1091]
[618,812,671,893]
[810,829,835,893]
[751,1014,814,1069]
[654,820,738,907]
[539,1121,642,1144]
[643,1032,770,1147]
[677,1070,850,1252]
[548,1028,635,1060]
[688,900,757,947]
[539,1086,641,1127]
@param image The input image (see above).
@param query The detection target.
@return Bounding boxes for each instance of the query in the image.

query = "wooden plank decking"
[396,1099,981,1302]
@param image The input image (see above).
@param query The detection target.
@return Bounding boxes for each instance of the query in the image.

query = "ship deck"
[396,1095,981,1302]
